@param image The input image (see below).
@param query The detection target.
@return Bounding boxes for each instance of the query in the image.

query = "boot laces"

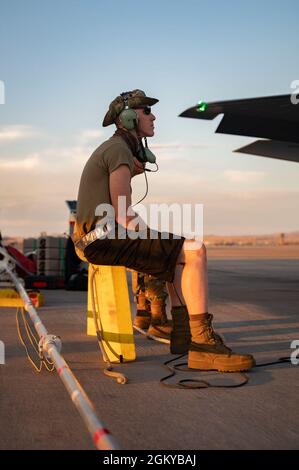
[206,325,223,344]
[205,317,231,352]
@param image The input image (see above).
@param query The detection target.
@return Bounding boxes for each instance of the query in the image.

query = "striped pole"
[0,246,120,450]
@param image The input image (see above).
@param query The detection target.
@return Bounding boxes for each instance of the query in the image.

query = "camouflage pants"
[131,271,168,317]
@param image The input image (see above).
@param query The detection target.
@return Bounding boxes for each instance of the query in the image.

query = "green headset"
[119,92,156,164]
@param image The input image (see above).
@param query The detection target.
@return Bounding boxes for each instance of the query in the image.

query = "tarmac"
[0,245,299,450]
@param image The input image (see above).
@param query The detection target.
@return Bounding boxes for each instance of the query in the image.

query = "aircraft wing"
[179,94,299,162]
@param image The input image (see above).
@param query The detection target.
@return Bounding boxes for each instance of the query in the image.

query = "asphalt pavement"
[0,246,298,450]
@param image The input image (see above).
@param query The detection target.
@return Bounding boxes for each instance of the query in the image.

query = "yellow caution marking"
[87,265,136,363]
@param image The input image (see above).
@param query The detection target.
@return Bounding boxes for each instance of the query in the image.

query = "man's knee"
[178,241,207,265]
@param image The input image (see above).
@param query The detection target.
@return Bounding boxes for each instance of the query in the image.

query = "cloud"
[0,80,5,104]
[0,153,40,170]
[0,127,103,179]
[36,128,109,170]
[224,170,265,183]
[2,187,298,238]
[0,125,40,142]
[1,128,297,237]
[77,128,105,145]
[150,143,211,164]
[151,142,208,150]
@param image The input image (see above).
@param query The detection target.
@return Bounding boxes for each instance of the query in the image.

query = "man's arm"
[109,164,138,228]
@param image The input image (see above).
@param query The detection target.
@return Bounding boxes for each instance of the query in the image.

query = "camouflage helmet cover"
[102,89,159,127]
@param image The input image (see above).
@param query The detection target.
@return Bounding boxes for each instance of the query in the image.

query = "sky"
[0,0,299,237]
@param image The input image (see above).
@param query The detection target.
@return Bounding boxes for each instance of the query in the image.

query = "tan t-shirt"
[74,135,134,239]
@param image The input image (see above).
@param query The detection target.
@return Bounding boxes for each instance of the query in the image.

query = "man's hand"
[109,164,132,227]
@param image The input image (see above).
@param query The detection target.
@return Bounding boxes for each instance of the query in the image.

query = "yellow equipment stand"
[0,289,44,308]
[87,265,136,364]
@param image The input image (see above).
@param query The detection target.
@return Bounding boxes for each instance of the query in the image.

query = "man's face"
[135,107,156,138]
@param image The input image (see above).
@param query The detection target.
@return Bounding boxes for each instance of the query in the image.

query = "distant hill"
[205,232,299,246]
[2,230,299,252]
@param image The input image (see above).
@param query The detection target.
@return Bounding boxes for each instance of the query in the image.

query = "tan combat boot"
[188,314,255,372]
[133,281,172,339]
[170,305,191,354]
[133,290,151,330]
[142,276,172,340]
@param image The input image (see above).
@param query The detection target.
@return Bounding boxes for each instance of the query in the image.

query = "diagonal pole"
[0,246,120,450]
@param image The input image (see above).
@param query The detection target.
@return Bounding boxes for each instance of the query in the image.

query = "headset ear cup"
[143,147,156,164]
[119,108,138,130]
[137,147,156,164]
